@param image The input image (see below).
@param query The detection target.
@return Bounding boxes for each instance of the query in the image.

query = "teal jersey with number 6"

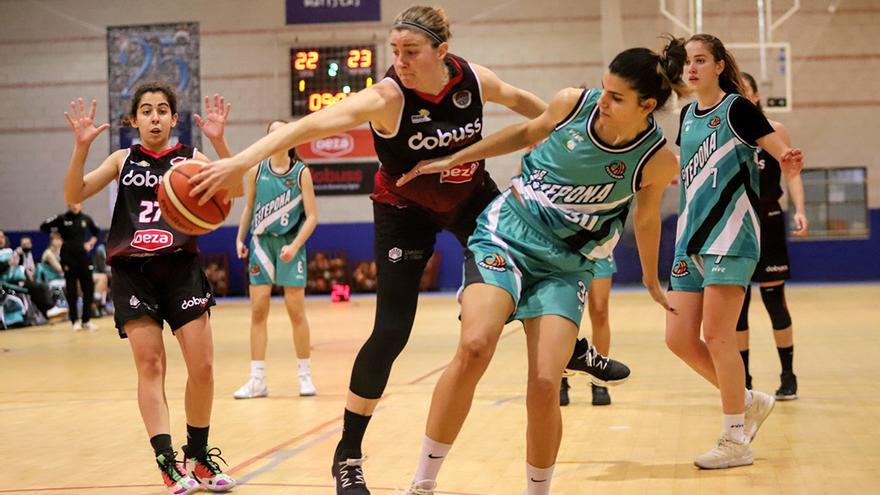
[251,159,306,237]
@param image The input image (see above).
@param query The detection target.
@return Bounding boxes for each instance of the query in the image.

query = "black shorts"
[753,203,791,283]
[110,252,215,338]
[373,175,500,263]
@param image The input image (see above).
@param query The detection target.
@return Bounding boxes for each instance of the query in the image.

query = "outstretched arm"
[770,122,808,236]
[63,98,122,204]
[397,87,581,186]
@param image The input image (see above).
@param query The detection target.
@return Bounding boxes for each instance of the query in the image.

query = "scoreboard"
[291,45,377,116]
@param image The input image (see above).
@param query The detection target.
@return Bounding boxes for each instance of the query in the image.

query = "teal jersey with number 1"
[251,159,306,236]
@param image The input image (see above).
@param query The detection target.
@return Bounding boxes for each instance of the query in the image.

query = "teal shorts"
[249,233,306,287]
[592,254,617,279]
[465,191,594,325]
[668,254,757,292]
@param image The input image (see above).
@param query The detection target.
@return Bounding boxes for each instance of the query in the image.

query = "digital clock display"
[291,45,377,116]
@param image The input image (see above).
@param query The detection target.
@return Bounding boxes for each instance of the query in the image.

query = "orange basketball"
[157,160,231,236]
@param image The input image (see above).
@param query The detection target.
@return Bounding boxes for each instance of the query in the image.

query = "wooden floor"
[1,284,879,495]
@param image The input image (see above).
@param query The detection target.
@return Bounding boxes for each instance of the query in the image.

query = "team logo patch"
[250,264,261,276]
[708,116,722,128]
[129,295,141,309]
[388,247,403,263]
[478,253,507,272]
[440,161,479,184]
[169,156,188,166]
[284,178,295,188]
[565,140,577,151]
[605,160,626,180]
[452,90,472,109]
[576,280,587,304]
[130,229,173,252]
[671,260,690,278]
[410,109,432,124]
[135,160,151,168]
[180,293,210,310]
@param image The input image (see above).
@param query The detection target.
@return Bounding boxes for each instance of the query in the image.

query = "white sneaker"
[46,306,68,318]
[745,390,776,441]
[405,480,437,494]
[694,433,753,469]
[233,377,268,399]
[82,321,98,331]
[298,372,316,396]
[72,321,82,331]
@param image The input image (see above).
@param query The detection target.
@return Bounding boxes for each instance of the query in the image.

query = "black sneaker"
[332,451,370,494]
[560,377,570,406]
[775,372,797,400]
[591,384,611,406]
[565,338,631,386]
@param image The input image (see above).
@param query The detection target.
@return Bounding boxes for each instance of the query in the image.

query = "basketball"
[157,159,231,235]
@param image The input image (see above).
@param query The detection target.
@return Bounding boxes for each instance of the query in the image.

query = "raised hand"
[396,157,457,187]
[194,94,232,142]
[64,98,110,146]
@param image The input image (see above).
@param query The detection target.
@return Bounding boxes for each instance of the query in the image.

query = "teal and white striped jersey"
[676,94,761,259]
[251,159,306,236]
[512,88,667,260]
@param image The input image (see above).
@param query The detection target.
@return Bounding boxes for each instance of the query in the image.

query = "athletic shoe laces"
[337,457,367,487]
[193,447,228,475]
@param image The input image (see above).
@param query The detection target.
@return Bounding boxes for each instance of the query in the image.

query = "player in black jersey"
[737,73,808,400]
[189,6,628,494]
[62,83,236,495]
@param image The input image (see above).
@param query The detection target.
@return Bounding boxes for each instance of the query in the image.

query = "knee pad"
[348,325,412,399]
[760,285,792,330]
[736,287,751,331]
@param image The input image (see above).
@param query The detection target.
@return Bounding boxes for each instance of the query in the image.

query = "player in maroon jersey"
[62,84,235,495]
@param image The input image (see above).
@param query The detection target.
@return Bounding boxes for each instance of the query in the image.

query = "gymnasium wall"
[1,0,878,288]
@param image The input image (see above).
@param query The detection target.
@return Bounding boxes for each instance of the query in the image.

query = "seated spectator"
[39,233,65,283]
[204,261,229,297]
[1,245,66,321]
[91,238,111,315]
[353,261,377,292]
[15,236,36,279]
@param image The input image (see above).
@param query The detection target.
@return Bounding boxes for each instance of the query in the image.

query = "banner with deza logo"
[296,128,378,196]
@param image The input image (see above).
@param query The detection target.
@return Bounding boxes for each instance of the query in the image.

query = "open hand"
[194,94,231,142]
[64,98,110,146]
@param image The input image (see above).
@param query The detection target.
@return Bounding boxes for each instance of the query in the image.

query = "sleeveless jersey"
[756,147,783,204]
[676,94,761,259]
[107,143,199,263]
[370,53,486,213]
[511,88,667,260]
[251,159,307,236]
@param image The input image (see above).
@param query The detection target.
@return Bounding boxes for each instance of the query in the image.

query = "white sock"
[250,360,265,379]
[526,463,554,495]
[297,358,311,375]
[745,389,754,407]
[724,413,746,443]
[413,435,452,484]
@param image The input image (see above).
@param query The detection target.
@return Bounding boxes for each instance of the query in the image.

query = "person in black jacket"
[41,203,99,330]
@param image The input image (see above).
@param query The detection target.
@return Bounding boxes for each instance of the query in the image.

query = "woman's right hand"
[236,239,248,259]
[64,98,110,146]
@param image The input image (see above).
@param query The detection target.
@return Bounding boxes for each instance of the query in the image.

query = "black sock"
[740,349,750,376]
[337,409,371,459]
[150,433,174,458]
[184,425,210,458]
[777,345,794,374]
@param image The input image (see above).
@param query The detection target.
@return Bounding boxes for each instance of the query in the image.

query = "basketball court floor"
[2,283,878,494]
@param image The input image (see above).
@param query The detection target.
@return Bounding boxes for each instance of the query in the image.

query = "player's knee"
[136,353,165,381]
[457,333,496,367]
[665,330,692,357]
[760,285,792,330]
[187,359,214,384]
[251,300,270,322]
[527,374,559,407]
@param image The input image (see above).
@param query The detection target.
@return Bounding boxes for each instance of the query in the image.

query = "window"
[798,167,868,239]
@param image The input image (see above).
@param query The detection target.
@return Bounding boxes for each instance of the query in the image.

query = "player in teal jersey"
[560,254,616,407]
[396,39,686,495]
[666,34,803,470]
[233,120,318,399]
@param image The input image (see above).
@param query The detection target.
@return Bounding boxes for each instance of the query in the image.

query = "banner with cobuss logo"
[286,0,380,24]
[296,127,377,195]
